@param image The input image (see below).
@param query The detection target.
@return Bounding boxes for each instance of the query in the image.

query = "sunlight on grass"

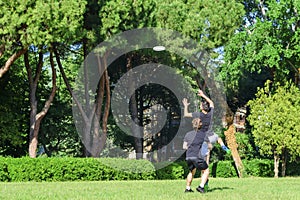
[1,178,300,200]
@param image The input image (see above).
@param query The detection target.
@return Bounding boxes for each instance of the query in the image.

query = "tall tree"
[248,81,300,177]
[221,0,300,96]
[96,0,157,158]
[0,0,86,157]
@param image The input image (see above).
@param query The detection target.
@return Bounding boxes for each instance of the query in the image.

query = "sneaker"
[184,188,194,193]
[196,186,205,193]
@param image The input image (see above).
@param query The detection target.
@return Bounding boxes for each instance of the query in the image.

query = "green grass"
[1,177,299,200]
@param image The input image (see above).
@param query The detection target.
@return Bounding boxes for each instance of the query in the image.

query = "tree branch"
[0,47,27,78]
[36,51,57,121]
[53,44,90,124]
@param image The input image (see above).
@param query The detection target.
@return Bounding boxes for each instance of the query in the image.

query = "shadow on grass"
[207,187,234,192]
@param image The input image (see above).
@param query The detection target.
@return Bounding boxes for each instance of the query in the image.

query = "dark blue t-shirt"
[186,129,206,158]
[192,107,214,132]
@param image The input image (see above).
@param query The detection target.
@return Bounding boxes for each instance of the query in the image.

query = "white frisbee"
[153,46,166,51]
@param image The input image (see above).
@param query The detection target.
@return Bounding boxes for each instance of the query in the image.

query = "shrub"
[0,157,155,182]
[243,159,274,177]
[211,161,237,178]
[155,162,185,180]
[0,161,9,181]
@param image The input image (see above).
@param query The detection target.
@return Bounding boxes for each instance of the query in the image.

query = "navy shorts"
[186,157,208,171]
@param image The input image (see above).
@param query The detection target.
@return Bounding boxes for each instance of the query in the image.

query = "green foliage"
[243,159,274,177]
[0,66,28,156]
[155,0,245,49]
[155,162,185,179]
[0,0,87,49]
[0,157,156,182]
[247,81,300,161]
[222,0,300,94]
[211,161,237,178]
[235,133,255,159]
[99,0,156,38]
[0,161,9,181]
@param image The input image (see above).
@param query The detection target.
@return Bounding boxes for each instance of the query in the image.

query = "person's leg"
[185,159,196,192]
[186,168,196,190]
[196,168,209,193]
[200,168,209,187]
[204,152,210,190]
[196,159,209,193]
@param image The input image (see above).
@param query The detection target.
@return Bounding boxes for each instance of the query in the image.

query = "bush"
[211,161,237,178]
[0,161,10,181]
[0,157,155,182]
[155,162,185,180]
[243,159,274,177]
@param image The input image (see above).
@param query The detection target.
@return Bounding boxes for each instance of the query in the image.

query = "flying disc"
[153,46,166,51]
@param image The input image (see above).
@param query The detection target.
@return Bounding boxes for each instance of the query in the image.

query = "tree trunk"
[26,50,56,158]
[54,46,110,157]
[90,56,111,157]
[224,124,244,177]
[100,69,111,153]
[281,148,287,177]
[126,54,143,159]
[274,152,280,178]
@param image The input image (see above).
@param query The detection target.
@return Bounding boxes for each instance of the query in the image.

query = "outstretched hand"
[182,98,190,107]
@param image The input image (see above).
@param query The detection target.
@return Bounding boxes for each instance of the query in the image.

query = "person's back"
[186,129,206,159]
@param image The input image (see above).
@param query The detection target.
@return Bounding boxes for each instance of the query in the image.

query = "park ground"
[1,177,299,200]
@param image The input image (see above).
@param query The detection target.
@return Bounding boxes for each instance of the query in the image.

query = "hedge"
[1,157,294,182]
[0,157,156,182]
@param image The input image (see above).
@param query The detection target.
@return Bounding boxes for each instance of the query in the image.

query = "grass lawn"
[1,177,299,200]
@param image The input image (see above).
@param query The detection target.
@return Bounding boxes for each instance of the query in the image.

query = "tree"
[247,80,300,177]
[0,0,86,157]
[221,0,300,100]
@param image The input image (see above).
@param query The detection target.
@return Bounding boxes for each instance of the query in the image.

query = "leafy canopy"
[247,80,300,160]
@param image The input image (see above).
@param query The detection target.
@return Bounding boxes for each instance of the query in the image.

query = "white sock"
[200,184,204,188]
[186,186,191,190]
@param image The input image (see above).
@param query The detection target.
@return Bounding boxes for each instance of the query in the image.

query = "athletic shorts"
[186,157,208,171]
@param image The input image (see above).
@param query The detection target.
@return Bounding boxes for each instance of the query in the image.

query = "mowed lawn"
[1,177,299,200]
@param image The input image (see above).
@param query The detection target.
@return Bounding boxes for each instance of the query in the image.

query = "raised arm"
[197,89,214,108]
[182,98,193,118]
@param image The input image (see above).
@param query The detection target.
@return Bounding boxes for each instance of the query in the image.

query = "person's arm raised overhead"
[182,98,193,117]
[197,89,214,108]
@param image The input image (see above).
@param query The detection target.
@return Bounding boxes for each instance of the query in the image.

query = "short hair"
[192,118,202,130]
[201,100,210,112]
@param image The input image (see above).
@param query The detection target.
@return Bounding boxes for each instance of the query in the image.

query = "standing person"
[183,117,209,193]
[182,89,214,164]
[182,89,214,191]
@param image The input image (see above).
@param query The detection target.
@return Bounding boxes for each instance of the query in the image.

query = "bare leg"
[186,168,196,188]
[200,168,209,188]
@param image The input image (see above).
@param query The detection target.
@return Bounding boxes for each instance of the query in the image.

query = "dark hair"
[201,100,210,112]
